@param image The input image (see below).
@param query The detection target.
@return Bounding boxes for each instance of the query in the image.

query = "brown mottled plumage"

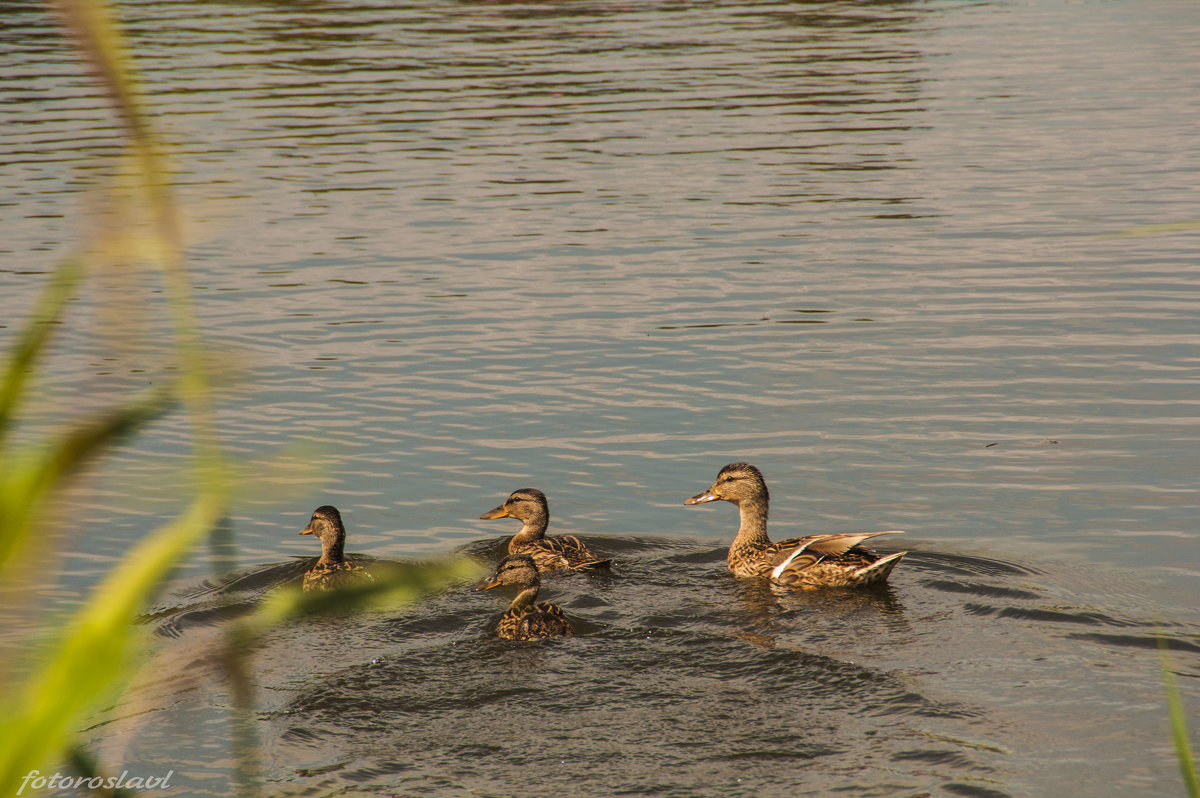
[478,488,611,571]
[299,505,373,592]
[477,554,574,640]
[685,463,905,589]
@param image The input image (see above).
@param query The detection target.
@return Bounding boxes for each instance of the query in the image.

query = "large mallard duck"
[298,505,374,592]
[478,488,611,571]
[685,462,905,589]
[477,553,574,640]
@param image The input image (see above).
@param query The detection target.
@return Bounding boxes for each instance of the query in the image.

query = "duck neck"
[508,513,549,552]
[732,495,771,551]
[508,585,540,612]
[318,532,346,565]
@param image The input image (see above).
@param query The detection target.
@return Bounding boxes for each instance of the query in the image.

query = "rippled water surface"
[3,0,1199,796]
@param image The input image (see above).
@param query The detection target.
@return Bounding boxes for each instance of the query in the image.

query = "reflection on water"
[3,0,1200,796]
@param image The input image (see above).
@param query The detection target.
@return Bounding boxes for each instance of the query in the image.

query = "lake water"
[2,0,1198,795]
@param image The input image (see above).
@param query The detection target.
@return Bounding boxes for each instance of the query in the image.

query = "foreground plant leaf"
[1160,638,1199,798]
[0,495,225,795]
[0,386,175,577]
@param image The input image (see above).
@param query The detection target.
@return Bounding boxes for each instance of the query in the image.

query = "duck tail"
[854,550,906,585]
[572,557,614,571]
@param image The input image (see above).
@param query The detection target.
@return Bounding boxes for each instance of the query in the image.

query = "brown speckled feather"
[479,553,576,641]
[480,487,611,571]
[298,505,374,592]
[302,560,373,592]
[686,463,905,589]
[513,535,611,571]
[767,533,905,589]
[496,601,575,640]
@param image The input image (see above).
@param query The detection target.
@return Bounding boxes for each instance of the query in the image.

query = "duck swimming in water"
[298,505,373,592]
[477,553,574,640]
[685,462,905,589]
[478,488,611,571]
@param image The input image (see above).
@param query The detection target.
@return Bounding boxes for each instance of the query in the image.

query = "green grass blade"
[50,0,149,145]
[0,494,224,795]
[0,256,85,444]
[1108,219,1200,238]
[0,0,232,792]
[0,385,175,576]
[1161,638,1199,797]
[244,558,485,636]
[64,745,136,798]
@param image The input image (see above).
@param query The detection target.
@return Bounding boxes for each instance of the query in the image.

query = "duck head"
[479,488,549,525]
[300,505,346,563]
[685,462,770,507]
[476,553,542,592]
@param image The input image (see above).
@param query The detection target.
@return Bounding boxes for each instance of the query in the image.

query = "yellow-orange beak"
[479,504,510,520]
[684,489,719,506]
[475,577,502,591]
[299,523,314,535]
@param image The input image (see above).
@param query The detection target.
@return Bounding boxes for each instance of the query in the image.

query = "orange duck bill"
[480,501,513,520]
[684,490,719,505]
[474,577,502,591]
[479,504,510,520]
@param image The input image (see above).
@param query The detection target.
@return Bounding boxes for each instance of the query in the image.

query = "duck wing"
[793,531,903,558]
[769,531,905,584]
[498,603,574,640]
[520,535,612,571]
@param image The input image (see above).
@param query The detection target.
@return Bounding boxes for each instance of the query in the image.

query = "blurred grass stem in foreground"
[1160,640,1199,798]
[1,4,485,796]
[0,0,225,791]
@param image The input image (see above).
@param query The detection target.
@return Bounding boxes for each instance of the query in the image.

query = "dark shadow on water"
[903,549,1044,578]
[1065,631,1200,655]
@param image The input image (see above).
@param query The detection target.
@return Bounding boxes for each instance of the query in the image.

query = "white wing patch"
[770,540,819,580]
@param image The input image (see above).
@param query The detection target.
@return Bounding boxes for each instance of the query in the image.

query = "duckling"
[298,505,373,592]
[685,462,905,589]
[478,488,611,571]
[477,554,574,640]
